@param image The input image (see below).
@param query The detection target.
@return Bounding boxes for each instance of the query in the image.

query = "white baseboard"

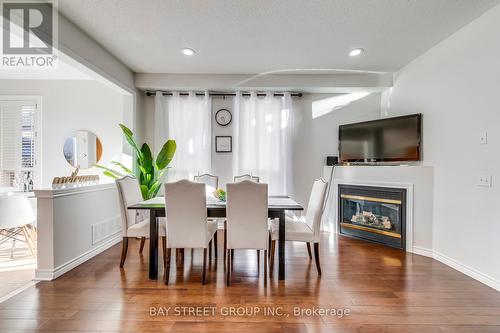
[432,251,500,292]
[409,246,500,291]
[35,233,122,281]
[411,246,433,258]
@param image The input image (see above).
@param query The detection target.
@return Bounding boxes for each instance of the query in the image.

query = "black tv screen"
[339,114,422,163]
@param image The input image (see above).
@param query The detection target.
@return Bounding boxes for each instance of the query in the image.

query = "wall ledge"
[35,183,115,199]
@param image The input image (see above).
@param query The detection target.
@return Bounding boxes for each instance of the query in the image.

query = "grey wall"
[141,93,381,207]
[212,97,234,189]
[384,5,500,289]
[291,93,381,207]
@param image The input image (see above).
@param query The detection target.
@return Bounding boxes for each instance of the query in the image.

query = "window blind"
[0,100,37,188]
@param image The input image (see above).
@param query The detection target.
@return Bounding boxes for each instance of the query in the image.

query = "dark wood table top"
[128,195,303,211]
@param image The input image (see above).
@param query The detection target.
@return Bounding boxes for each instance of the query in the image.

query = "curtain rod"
[145,91,302,97]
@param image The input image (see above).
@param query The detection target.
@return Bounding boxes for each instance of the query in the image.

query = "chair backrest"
[226,180,268,250]
[233,174,260,183]
[165,180,208,248]
[194,174,218,195]
[305,178,328,239]
[116,176,143,236]
[0,195,35,229]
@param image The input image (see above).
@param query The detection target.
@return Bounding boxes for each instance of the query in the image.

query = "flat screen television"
[339,114,422,163]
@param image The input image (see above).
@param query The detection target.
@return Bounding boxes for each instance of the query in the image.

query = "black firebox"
[338,185,406,250]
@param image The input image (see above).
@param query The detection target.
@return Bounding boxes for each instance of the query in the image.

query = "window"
[0,99,40,190]
[232,92,293,195]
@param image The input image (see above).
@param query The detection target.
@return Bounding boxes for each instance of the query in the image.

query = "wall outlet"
[479,131,488,144]
[477,174,492,187]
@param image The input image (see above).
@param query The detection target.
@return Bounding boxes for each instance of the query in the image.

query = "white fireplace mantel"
[323,165,434,256]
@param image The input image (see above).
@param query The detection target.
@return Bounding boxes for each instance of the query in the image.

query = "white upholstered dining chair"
[0,195,36,258]
[194,173,218,191]
[226,180,269,286]
[164,180,218,285]
[194,173,223,259]
[116,176,166,267]
[233,174,260,183]
[269,178,327,276]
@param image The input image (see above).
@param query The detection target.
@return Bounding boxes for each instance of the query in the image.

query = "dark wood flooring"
[1,231,499,332]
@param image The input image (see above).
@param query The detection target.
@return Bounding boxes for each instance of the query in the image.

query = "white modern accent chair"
[116,176,166,267]
[0,195,36,258]
[234,174,260,183]
[226,180,269,286]
[164,180,217,285]
[270,178,327,276]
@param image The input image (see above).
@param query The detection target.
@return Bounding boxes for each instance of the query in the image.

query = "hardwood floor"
[1,232,500,332]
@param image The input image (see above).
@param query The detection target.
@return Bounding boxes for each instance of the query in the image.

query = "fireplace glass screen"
[339,185,406,250]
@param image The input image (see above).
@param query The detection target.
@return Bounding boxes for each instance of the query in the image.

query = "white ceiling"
[58,0,499,74]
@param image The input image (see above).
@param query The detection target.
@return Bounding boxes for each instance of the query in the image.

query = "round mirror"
[63,131,103,169]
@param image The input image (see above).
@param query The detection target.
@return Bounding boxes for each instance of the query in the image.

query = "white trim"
[333,179,414,252]
[0,280,38,304]
[34,233,121,281]
[412,246,433,258]
[433,251,500,292]
[409,247,500,291]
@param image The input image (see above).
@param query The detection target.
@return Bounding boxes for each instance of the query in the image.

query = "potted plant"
[95,124,176,200]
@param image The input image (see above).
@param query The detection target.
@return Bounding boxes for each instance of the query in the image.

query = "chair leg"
[223,221,227,263]
[209,239,213,262]
[164,248,171,285]
[306,242,312,260]
[139,237,146,253]
[29,225,37,241]
[202,248,208,285]
[119,237,129,267]
[10,228,17,259]
[161,236,166,271]
[264,249,268,286]
[270,240,276,276]
[231,249,234,271]
[214,231,218,259]
[268,234,271,258]
[226,249,231,286]
[21,226,35,258]
[313,242,322,276]
[257,249,260,271]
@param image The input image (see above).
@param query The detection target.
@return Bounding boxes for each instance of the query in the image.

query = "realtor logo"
[1,0,57,68]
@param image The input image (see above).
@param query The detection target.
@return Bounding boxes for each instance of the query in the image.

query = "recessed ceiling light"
[182,48,195,56]
[349,48,364,57]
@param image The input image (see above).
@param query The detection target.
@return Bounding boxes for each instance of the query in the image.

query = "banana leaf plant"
[95,124,176,200]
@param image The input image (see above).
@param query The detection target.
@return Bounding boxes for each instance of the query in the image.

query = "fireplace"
[338,184,406,250]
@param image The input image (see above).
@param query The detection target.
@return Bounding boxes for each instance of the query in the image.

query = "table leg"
[149,209,158,280]
[278,210,285,280]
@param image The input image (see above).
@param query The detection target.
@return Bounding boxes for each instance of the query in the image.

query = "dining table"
[128,195,303,281]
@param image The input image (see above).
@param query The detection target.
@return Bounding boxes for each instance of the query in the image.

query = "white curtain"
[154,91,211,181]
[233,92,293,195]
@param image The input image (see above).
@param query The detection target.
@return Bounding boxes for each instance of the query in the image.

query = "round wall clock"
[215,108,232,126]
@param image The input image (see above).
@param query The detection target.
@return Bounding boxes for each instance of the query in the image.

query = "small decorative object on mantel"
[215,108,232,126]
[215,136,232,153]
[52,167,100,188]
